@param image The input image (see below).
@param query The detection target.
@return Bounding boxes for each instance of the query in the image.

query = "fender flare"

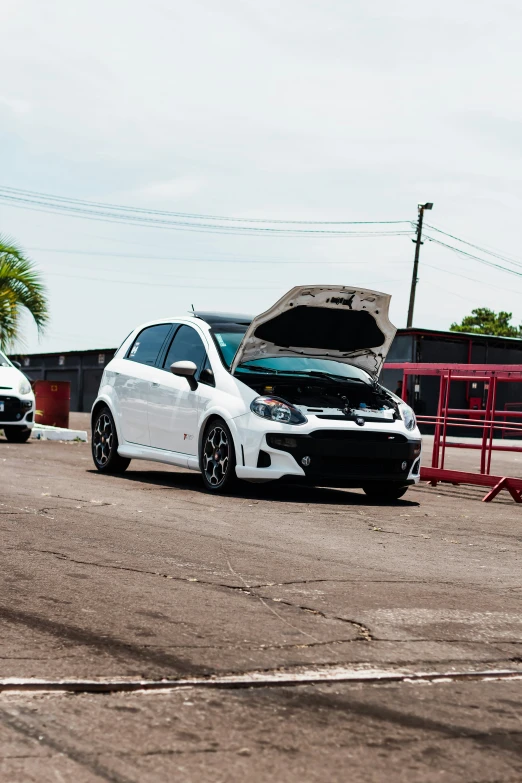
[197,410,244,469]
[91,395,124,445]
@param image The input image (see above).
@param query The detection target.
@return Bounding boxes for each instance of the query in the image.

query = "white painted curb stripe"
[1,668,521,693]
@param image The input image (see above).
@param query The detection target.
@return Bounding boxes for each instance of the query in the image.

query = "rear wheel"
[92,406,131,474]
[3,426,31,443]
[362,483,409,501]
[201,418,237,493]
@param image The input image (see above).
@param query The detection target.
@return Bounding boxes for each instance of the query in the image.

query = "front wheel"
[3,426,31,443]
[92,407,131,474]
[362,483,409,501]
[200,418,237,493]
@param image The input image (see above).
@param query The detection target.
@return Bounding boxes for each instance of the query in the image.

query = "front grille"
[0,396,25,423]
[312,456,412,478]
[266,430,420,482]
[316,414,395,424]
[310,430,407,443]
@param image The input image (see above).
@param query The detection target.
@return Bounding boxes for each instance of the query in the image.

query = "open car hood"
[230,285,396,378]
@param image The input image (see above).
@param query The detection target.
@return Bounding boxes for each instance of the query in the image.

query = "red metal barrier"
[34,380,70,428]
[385,363,522,503]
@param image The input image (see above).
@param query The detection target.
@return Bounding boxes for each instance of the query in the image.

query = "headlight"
[19,379,32,395]
[250,396,307,425]
[400,403,416,431]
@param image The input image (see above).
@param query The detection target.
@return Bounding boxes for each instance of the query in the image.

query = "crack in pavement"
[22,548,375,640]
[30,548,253,593]
[258,597,373,641]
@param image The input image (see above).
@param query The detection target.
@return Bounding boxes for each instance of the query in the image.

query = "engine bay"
[240,373,400,422]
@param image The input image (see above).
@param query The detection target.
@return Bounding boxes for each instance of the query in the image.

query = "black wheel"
[92,407,131,474]
[201,418,237,493]
[362,483,409,501]
[3,426,31,443]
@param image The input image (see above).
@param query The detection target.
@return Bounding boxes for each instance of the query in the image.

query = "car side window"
[127,324,172,366]
[163,325,207,375]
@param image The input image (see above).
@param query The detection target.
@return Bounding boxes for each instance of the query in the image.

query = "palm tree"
[0,236,48,351]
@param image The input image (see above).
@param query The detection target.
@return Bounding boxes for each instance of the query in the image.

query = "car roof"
[193,311,253,327]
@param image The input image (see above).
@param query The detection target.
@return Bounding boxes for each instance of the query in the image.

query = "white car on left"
[0,350,35,442]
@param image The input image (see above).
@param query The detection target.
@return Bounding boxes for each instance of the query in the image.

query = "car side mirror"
[170,360,198,391]
[12,360,22,369]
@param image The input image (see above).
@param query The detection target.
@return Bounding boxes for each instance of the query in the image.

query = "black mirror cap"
[170,361,198,390]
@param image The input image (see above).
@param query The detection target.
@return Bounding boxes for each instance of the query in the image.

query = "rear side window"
[163,325,207,374]
[127,324,172,366]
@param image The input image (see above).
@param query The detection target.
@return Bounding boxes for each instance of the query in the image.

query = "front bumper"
[0,394,35,428]
[234,413,421,486]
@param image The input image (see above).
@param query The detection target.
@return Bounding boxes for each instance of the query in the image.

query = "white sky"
[1,0,522,353]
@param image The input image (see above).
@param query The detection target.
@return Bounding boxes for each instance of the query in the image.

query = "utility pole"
[406,202,433,328]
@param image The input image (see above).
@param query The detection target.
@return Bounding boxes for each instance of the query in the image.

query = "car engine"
[242,375,400,423]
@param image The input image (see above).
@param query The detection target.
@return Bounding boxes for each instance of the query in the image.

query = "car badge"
[356,417,365,426]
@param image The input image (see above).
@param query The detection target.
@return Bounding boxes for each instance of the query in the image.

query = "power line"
[422,261,522,297]
[0,185,411,226]
[0,197,414,237]
[43,270,285,290]
[28,246,407,266]
[425,236,522,278]
[425,223,522,270]
[0,186,412,237]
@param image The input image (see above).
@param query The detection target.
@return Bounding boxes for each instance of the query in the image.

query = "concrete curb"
[31,425,88,442]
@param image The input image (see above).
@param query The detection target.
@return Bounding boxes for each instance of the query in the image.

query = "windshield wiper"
[235,365,282,373]
[236,367,368,382]
[304,370,368,383]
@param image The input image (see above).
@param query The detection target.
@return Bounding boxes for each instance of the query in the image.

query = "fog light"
[301,456,311,467]
[270,436,297,449]
[401,461,408,471]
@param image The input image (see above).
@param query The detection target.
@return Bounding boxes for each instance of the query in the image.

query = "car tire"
[200,418,237,493]
[3,426,31,443]
[92,406,131,474]
[362,483,409,501]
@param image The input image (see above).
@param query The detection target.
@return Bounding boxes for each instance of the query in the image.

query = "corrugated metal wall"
[12,330,522,415]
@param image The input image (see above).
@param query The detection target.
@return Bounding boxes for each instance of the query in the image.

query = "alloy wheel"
[93,413,114,467]
[203,425,230,487]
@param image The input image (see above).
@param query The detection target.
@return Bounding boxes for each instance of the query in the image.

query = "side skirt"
[118,443,200,471]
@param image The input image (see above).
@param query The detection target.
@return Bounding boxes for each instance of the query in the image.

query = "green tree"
[450,307,521,338]
[0,236,48,351]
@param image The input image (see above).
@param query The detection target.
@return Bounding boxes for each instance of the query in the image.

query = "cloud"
[0,96,31,115]
[124,176,207,203]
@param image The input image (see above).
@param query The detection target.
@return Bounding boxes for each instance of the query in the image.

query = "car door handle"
[151,382,160,387]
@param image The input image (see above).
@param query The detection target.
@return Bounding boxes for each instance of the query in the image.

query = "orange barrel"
[34,380,71,428]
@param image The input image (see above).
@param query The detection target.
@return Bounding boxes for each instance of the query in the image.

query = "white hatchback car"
[91,285,421,499]
[0,350,35,442]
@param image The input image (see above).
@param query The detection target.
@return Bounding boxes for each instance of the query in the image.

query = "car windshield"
[0,351,11,367]
[211,327,371,383]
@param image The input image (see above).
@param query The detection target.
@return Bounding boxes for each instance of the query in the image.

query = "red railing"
[385,363,522,503]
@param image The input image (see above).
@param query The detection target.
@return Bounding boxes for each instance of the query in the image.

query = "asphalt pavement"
[0,419,521,782]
